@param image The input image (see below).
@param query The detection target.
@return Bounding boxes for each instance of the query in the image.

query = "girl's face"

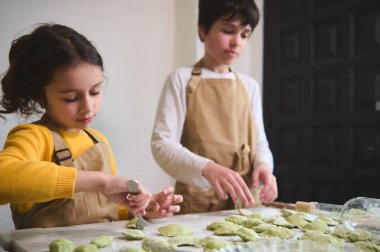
[43,62,103,131]
[199,17,252,73]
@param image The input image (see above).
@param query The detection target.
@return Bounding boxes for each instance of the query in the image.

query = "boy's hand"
[202,162,254,208]
[252,163,277,202]
[145,186,183,219]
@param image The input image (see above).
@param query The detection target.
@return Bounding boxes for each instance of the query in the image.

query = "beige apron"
[12,115,119,229]
[175,61,258,214]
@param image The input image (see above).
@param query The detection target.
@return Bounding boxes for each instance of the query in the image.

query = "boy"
[151,0,277,214]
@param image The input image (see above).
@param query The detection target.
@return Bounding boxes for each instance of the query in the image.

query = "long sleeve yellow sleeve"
[0,124,125,218]
[0,124,77,205]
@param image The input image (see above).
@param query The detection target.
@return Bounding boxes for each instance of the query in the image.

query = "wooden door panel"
[264,0,380,204]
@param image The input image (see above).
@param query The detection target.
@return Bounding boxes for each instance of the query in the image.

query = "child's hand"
[98,175,151,216]
[202,162,254,208]
[251,163,277,202]
[144,186,183,219]
[125,181,152,216]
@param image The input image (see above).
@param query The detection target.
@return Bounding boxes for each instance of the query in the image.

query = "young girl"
[0,23,182,229]
[151,0,277,214]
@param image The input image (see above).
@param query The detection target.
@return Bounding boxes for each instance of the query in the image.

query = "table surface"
[0,207,372,252]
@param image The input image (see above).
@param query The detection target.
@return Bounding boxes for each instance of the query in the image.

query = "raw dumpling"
[213,225,239,236]
[302,218,331,234]
[90,235,113,248]
[73,244,98,252]
[235,227,260,241]
[354,241,380,252]
[285,214,309,228]
[49,239,75,252]
[299,230,343,244]
[252,223,277,233]
[158,224,193,237]
[206,220,239,231]
[242,218,264,228]
[264,216,294,228]
[122,230,147,240]
[314,216,339,226]
[225,215,248,225]
[167,235,195,246]
[204,238,230,251]
[260,226,294,239]
[142,237,176,252]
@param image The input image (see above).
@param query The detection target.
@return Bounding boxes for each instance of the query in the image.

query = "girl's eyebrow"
[58,82,103,93]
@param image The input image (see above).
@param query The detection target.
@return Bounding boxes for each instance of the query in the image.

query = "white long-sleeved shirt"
[151,66,273,189]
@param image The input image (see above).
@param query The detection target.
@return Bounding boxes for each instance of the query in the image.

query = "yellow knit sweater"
[0,123,127,219]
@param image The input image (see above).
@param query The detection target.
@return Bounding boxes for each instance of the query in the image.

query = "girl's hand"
[202,162,254,208]
[99,175,151,216]
[251,163,278,202]
[124,181,152,217]
[145,186,183,219]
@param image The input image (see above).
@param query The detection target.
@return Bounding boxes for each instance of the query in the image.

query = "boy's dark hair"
[0,23,103,119]
[198,0,260,40]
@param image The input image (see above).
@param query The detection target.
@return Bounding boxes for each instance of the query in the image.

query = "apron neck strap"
[191,60,238,81]
[34,114,99,166]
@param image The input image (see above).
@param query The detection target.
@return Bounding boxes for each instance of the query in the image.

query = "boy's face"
[43,62,104,132]
[199,16,252,69]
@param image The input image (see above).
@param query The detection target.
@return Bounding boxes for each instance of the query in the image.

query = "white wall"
[0,0,263,231]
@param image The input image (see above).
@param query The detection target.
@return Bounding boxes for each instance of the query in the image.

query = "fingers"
[261,175,278,202]
[172,194,183,204]
[252,169,260,188]
[204,163,254,207]
[259,172,272,197]
[216,171,253,207]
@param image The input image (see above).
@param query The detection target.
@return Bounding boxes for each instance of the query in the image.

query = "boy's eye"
[223,29,235,34]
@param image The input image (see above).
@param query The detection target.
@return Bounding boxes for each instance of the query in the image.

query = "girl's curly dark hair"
[0,23,103,119]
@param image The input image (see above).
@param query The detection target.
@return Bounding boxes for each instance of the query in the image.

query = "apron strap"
[34,114,100,167]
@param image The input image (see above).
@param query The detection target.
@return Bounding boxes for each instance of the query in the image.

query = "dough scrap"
[126,217,138,229]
